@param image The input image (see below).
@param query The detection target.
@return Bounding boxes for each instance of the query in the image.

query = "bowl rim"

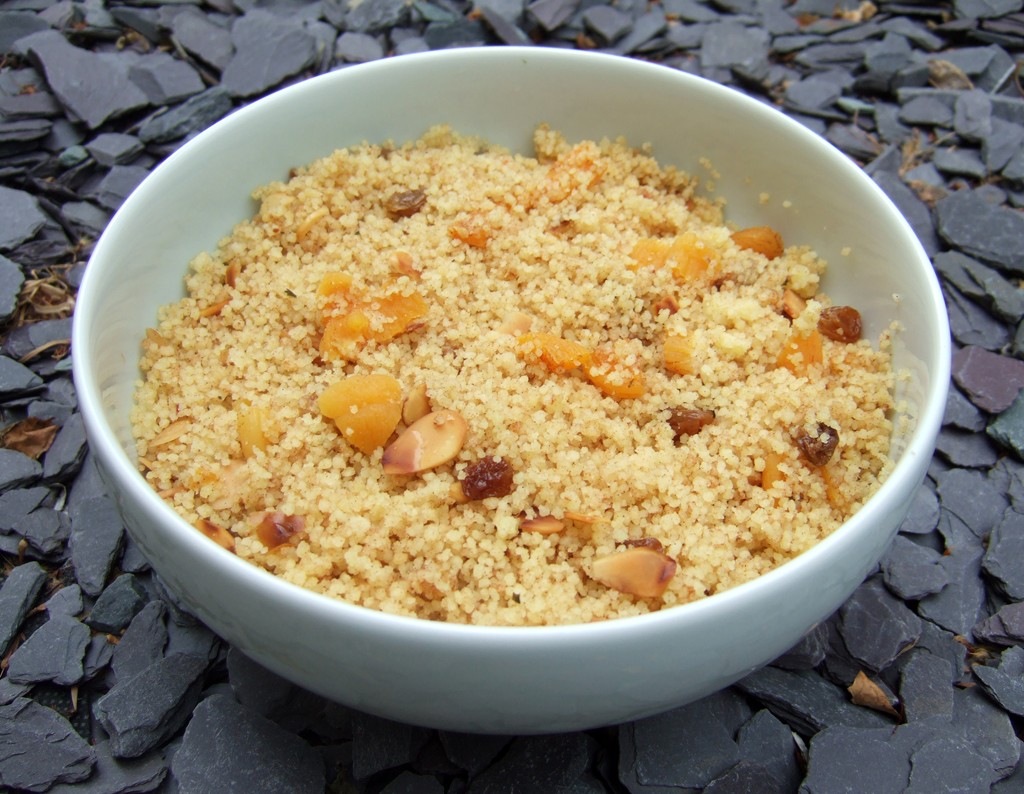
[72,45,952,641]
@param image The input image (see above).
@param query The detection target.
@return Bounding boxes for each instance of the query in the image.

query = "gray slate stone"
[6,613,90,685]
[899,650,955,722]
[936,466,1008,538]
[85,133,144,167]
[0,11,50,54]
[0,185,47,251]
[936,189,1024,275]
[800,725,910,794]
[351,711,433,779]
[984,118,1024,172]
[983,508,1024,599]
[334,31,384,63]
[0,354,43,397]
[138,87,233,145]
[944,386,986,432]
[582,4,632,45]
[87,165,150,211]
[989,391,1024,460]
[473,733,592,793]
[898,483,940,535]
[881,535,947,600]
[735,666,891,736]
[47,740,168,794]
[0,449,43,493]
[0,698,95,792]
[0,256,24,323]
[42,412,87,481]
[61,201,111,239]
[918,544,986,637]
[907,735,999,792]
[221,11,317,98]
[871,171,940,256]
[952,686,1020,779]
[438,731,513,777]
[18,31,149,129]
[94,652,208,759]
[952,345,1024,414]
[935,250,1024,324]
[170,9,234,70]
[69,495,124,596]
[934,147,987,179]
[112,601,167,685]
[736,709,800,792]
[128,51,205,105]
[344,0,411,33]
[2,316,71,360]
[45,584,83,618]
[526,0,578,32]
[0,561,47,656]
[900,95,954,126]
[954,88,993,142]
[839,577,922,671]
[974,645,1024,717]
[975,601,1024,645]
[18,507,71,558]
[171,694,324,793]
[701,22,769,73]
[87,573,149,633]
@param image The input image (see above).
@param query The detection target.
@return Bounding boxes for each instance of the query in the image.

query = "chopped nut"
[199,293,231,317]
[225,260,242,288]
[382,409,468,474]
[402,383,431,426]
[460,457,514,500]
[295,206,329,242]
[591,547,676,598]
[796,423,840,467]
[818,306,862,343]
[149,417,190,447]
[520,515,564,535]
[564,511,601,525]
[391,250,421,278]
[256,512,305,549]
[237,404,268,458]
[667,407,715,442]
[195,519,234,551]
[497,311,534,335]
[385,189,427,218]
[781,288,806,319]
[652,294,679,315]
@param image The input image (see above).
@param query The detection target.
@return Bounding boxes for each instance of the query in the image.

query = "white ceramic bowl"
[73,47,949,734]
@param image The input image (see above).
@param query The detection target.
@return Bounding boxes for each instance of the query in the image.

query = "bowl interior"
[72,47,950,732]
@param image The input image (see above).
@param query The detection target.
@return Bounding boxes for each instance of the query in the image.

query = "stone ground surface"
[1,0,1024,791]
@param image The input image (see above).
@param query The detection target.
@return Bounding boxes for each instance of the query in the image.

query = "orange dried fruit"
[732,225,784,260]
[761,452,785,490]
[776,330,823,375]
[667,232,714,282]
[237,404,268,458]
[318,374,403,454]
[629,238,669,270]
[516,332,592,373]
[449,217,491,248]
[663,333,694,376]
[586,347,645,400]
[319,291,427,362]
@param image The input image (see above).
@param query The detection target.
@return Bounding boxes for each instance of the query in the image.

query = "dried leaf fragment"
[0,417,58,460]
[848,670,899,717]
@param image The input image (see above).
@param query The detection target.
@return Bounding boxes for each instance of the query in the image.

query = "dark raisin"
[796,423,839,467]
[460,457,514,500]
[385,189,426,218]
[667,407,715,443]
[256,512,305,549]
[818,306,862,343]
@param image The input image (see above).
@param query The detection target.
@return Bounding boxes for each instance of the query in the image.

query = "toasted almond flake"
[144,327,170,347]
[591,547,676,598]
[782,288,807,319]
[382,409,467,475]
[497,311,534,335]
[295,206,329,242]
[199,294,231,317]
[564,511,602,525]
[149,418,190,447]
[195,518,235,551]
[157,485,186,499]
[402,383,432,426]
[520,515,564,535]
[225,260,242,288]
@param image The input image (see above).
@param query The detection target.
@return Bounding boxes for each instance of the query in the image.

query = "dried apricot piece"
[449,217,491,248]
[319,291,427,362]
[237,404,268,458]
[663,333,694,376]
[516,332,592,373]
[629,238,669,270]
[667,232,714,282]
[776,330,823,375]
[732,225,784,260]
[586,347,645,400]
[318,374,403,454]
[761,452,785,490]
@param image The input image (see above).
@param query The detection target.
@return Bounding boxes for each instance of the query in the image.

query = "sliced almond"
[195,519,235,552]
[591,547,676,598]
[199,293,231,318]
[149,417,190,447]
[382,409,467,475]
[225,260,242,288]
[564,511,602,525]
[402,383,431,425]
[295,206,329,242]
[497,311,534,335]
[782,288,807,320]
[520,515,564,535]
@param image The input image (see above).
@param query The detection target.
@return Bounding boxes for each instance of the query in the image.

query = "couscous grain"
[131,125,895,626]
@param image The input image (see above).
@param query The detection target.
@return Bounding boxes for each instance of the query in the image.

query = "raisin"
[623,537,665,553]
[818,306,862,343]
[796,423,839,467]
[256,512,306,549]
[667,408,715,443]
[384,189,426,218]
[460,457,514,500]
